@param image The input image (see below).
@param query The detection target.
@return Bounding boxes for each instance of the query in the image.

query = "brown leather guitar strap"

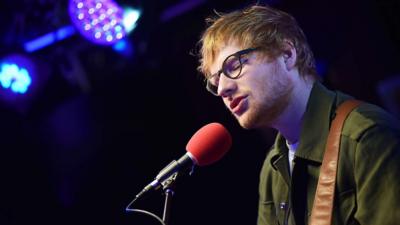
[309,99,362,225]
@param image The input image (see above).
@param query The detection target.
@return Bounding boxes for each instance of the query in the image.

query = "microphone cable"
[125,208,167,225]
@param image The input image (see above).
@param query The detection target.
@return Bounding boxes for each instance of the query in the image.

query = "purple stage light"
[69,0,127,45]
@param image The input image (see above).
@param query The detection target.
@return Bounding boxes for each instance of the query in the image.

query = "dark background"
[0,0,399,225]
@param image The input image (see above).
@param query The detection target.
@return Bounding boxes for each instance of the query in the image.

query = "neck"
[273,77,314,144]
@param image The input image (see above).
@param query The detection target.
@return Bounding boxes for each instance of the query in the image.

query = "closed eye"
[224,57,241,75]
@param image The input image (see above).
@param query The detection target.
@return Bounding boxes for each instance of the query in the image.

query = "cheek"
[249,68,274,97]
[249,63,290,101]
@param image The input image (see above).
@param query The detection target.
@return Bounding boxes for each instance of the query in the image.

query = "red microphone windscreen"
[186,123,232,166]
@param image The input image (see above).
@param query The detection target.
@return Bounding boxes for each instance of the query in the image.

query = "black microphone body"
[135,153,194,200]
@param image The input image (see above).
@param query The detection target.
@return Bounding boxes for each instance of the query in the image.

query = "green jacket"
[258,82,400,225]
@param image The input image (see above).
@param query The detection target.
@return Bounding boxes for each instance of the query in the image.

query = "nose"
[217,74,237,97]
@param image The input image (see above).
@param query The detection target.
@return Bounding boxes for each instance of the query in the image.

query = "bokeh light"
[69,0,127,45]
[0,63,32,94]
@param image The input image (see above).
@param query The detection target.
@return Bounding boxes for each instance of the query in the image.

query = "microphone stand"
[161,163,195,225]
[126,166,194,225]
[161,172,178,225]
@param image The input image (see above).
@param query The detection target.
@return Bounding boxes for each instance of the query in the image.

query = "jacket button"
[279,202,288,210]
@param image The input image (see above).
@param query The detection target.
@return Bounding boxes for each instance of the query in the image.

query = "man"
[197,4,400,225]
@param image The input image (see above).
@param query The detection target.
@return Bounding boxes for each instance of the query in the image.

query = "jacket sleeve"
[353,124,400,224]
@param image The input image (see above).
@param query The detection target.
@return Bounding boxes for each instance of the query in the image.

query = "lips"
[230,96,247,114]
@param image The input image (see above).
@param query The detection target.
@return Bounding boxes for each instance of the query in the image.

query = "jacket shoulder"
[341,102,400,141]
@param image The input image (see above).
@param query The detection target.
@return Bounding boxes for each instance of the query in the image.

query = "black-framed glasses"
[206,47,260,96]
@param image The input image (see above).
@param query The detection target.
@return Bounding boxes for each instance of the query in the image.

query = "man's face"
[209,43,294,129]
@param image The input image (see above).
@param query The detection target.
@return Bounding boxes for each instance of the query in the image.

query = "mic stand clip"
[161,172,179,225]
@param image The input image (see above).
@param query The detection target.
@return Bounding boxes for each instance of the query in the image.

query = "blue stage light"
[113,39,127,51]
[24,26,76,52]
[112,39,134,56]
[0,54,51,114]
[0,63,32,94]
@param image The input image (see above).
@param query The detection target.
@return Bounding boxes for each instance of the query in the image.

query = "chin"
[238,121,253,130]
[236,113,258,130]
[236,108,276,130]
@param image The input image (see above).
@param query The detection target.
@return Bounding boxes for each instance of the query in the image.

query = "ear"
[282,40,297,71]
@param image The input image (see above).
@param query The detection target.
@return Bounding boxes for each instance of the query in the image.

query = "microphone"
[134,122,232,201]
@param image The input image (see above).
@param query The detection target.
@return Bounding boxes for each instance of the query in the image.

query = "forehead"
[209,44,242,75]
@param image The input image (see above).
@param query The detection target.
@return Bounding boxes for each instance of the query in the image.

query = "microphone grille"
[186,123,232,166]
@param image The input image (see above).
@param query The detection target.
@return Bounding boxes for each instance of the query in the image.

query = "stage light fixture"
[24,26,76,53]
[0,54,51,114]
[22,0,141,52]
[0,55,36,95]
[69,0,136,45]
[0,63,31,94]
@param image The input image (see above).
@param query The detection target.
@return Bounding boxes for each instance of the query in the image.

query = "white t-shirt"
[286,141,299,175]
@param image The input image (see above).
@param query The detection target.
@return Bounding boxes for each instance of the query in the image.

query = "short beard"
[254,84,293,128]
[238,66,294,129]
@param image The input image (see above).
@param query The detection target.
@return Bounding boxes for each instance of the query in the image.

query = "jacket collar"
[269,82,338,170]
[270,133,291,185]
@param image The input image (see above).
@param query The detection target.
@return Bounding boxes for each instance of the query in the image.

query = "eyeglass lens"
[206,54,242,95]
